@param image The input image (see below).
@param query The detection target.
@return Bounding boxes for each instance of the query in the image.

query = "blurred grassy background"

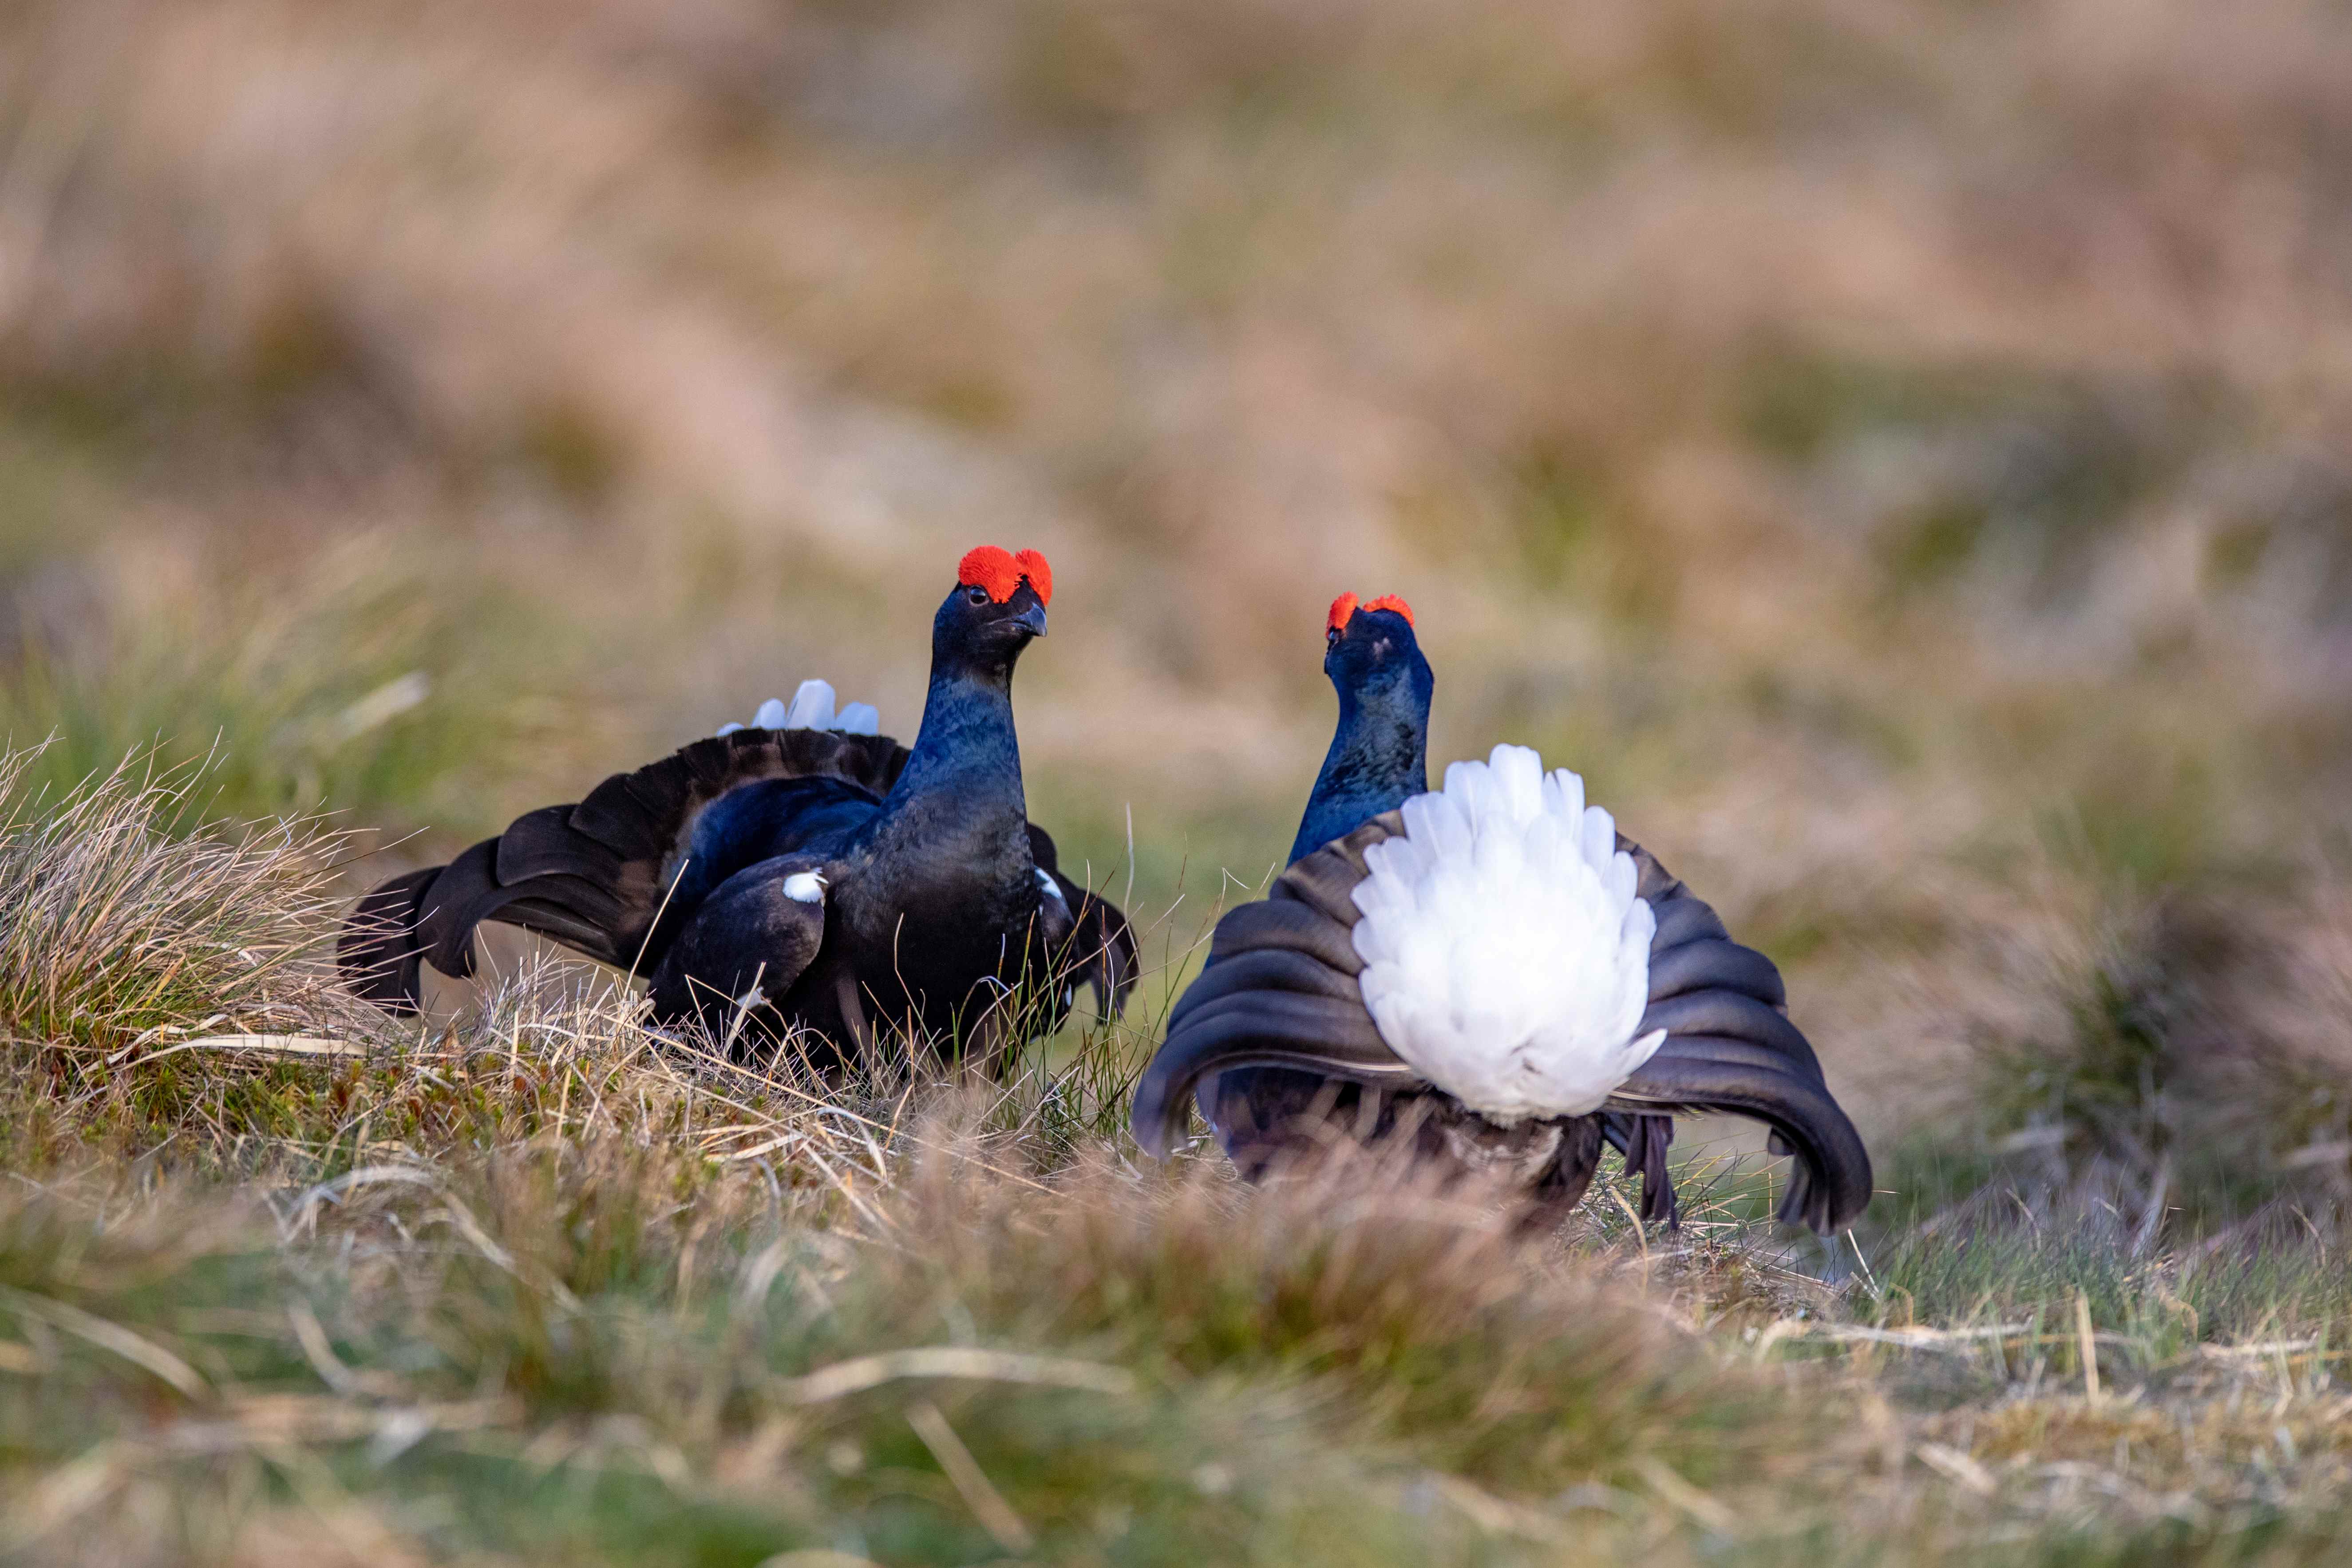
[2,0,2350,1227]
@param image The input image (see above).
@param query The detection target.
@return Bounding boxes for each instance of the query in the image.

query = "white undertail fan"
[1350,746,1665,1121]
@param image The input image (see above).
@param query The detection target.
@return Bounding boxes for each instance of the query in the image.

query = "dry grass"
[0,746,335,1055]
[0,0,2350,1557]
[0,755,2342,1562]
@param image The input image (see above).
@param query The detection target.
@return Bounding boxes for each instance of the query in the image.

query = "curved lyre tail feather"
[1131,979,1423,1157]
[337,866,440,1011]
[336,726,910,1013]
[1134,821,1425,1158]
[1613,832,1870,1232]
[1606,1041,1874,1233]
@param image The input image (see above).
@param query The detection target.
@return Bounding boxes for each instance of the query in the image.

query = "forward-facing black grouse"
[1133,593,1871,1234]
[340,546,1135,1066]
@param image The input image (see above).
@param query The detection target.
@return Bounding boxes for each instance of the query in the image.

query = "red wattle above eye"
[957,545,1021,603]
[959,545,1054,605]
[1013,549,1052,606]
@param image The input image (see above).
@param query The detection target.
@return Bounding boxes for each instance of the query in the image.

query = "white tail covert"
[1349,744,1664,1122]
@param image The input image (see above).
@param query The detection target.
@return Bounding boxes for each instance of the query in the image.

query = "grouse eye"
[965,585,991,606]
[1326,628,1343,647]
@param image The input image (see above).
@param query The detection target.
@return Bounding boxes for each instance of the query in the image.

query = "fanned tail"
[1137,811,1873,1235]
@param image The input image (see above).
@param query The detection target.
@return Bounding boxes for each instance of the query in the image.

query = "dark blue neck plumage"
[882,660,1027,820]
[1288,669,1430,864]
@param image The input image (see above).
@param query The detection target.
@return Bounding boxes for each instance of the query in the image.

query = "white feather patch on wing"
[782,871,827,904]
[1349,743,1664,1123]
[1035,867,1066,903]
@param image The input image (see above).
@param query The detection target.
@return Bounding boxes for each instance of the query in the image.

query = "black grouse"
[1133,593,1872,1234]
[340,546,1135,1066]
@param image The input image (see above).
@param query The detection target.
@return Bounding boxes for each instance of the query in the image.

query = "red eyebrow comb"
[1013,549,1052,606]
[958,545,1053,604]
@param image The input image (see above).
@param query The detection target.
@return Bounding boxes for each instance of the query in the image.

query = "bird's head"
[936,545,1052,677]
[1323,592,1431,708]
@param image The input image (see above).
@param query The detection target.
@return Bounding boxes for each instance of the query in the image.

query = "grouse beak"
[1013,600,1048,640]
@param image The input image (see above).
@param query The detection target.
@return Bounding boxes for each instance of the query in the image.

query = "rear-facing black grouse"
[340,546,1135,1066]
[1133,593,1871,1234]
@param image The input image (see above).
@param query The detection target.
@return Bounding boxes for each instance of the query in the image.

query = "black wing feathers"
[1206,899,1366,976]
[1648,888,1731,951]
[419,838,507,976]
[340,723,1140,1039]
[646,853,830,1035]
[1267,845,1373,926]
[1026,823,1141,1014]
[1134,985,1419,1156]
[1641,991,1820,1074]
[1164,948,1364,1019]
[1045,870,1140,1013]
[338,727,910,1011]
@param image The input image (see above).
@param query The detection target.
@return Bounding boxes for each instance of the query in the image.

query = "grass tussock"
[1875,856,2352,1245]
[0,746,333,1058]
[866,1146,1807,1497]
